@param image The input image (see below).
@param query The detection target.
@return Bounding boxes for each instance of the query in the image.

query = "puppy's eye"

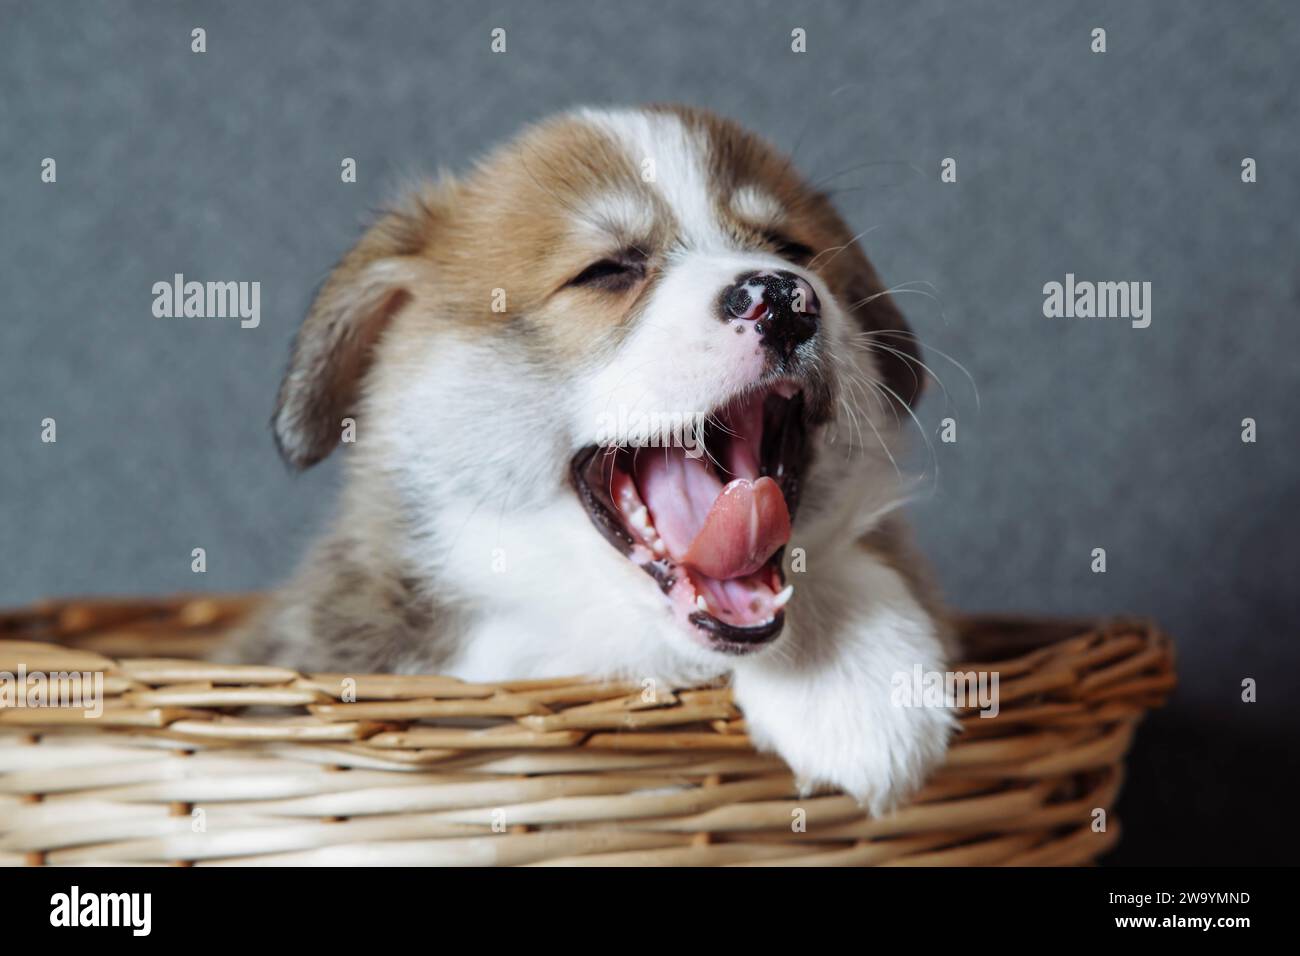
[763,232,815,265]
[566,253,646,291]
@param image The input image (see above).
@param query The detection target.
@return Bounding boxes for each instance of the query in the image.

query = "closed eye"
[565,250,647,291]
[762,231,815,265]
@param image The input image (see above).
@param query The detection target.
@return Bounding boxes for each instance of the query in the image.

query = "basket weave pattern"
[0,596,1174,866]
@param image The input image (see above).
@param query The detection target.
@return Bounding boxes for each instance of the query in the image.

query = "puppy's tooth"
[773,584,795,609]
[695,595,709,612]
[652,540,667,557]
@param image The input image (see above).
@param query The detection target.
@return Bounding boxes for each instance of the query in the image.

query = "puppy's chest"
[439,607,723,687]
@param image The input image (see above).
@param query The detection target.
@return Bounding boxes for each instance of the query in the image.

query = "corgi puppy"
[233,105,955,813]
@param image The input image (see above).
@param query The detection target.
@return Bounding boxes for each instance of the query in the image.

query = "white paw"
[739,666,954,816]
[730,561,956,817]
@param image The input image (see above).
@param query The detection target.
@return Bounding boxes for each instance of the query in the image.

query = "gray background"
[2,1,1296,863]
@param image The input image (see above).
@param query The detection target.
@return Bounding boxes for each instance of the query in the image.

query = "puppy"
[232,105,955,813]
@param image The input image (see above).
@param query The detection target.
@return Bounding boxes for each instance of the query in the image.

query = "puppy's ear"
[841,248,925,409]
[273,201,438,469]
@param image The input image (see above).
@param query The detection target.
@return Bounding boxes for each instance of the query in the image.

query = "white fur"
[574,250,801,443]
[733,546,954,815]
[577,108,724,247]
[572,190,658,244]
[730,184,786,227]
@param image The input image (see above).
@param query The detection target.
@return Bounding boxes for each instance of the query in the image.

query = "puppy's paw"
[731,574,957,817]
[739,669,954,816]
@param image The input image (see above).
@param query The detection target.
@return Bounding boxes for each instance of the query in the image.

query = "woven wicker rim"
[0,595,1174,866]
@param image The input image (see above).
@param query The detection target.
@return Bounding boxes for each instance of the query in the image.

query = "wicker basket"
[0,595,1174,866]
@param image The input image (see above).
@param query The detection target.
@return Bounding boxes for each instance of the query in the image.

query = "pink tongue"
[682,477,791,579]
[636,445,792,582]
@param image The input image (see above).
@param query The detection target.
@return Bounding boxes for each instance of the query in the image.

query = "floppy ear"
[272,208,433,469]
[841,249,925,409]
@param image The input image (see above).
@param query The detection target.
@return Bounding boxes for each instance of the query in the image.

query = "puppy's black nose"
[722,270,820,358]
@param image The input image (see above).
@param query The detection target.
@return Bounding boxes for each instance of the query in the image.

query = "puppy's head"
[274,105,922,665]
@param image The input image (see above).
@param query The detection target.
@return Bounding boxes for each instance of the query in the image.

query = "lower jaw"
[687,607,785,655]
[648,547,789,655]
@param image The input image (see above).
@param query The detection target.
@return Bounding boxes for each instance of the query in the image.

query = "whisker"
[807,224,883,271]
[857,341,940,409]
[844,283,943,313]
[852,329,981,410]
[805,159,926,194]
[866,376,940,485]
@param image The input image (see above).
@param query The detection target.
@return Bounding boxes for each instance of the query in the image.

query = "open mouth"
[571,384,811,654]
